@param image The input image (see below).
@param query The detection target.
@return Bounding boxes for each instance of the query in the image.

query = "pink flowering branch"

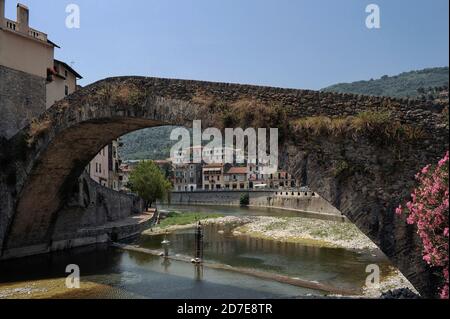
[397,151,449,299]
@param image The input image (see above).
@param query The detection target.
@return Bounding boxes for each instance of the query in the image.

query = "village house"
[0,1,122,190]
[224,166,248,190]
[87,140,122,190]
[173,163,202,191]
[171,145,238,165]
[202,164,227,190]
[0,1,82,108]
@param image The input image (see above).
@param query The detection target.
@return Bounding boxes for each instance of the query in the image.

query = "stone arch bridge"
[0,76,448,297]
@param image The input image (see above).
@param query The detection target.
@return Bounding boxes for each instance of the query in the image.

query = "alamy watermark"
[170,121,279,174]
[366,4,381,29]
[65,264,80,289]
[65,4,80,29]
[365,264,380,288]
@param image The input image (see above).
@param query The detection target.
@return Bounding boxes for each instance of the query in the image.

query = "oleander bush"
[396,151,449,299]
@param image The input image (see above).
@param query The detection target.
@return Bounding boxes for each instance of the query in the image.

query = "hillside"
[322,67,448,98]
[118,126,177,161]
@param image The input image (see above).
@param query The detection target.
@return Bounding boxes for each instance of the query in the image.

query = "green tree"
[129,161,172,210]
[240,193,250,207]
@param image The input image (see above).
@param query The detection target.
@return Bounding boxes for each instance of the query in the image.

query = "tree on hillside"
[129,161,172,210]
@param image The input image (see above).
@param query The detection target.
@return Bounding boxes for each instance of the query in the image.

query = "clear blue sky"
[4,0,449,89]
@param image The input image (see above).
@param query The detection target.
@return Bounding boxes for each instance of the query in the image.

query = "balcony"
[3,19,48,42]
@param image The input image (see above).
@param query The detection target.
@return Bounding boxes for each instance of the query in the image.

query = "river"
[0,205,396,299]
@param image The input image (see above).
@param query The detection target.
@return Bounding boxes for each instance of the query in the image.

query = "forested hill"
[118,126,177,161]
[322,67,448,98]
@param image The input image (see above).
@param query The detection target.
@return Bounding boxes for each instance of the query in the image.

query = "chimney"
[16,3,29,34]
[0,0,5,22]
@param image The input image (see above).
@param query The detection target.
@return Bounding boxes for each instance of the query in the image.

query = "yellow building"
[1,1,120,190]
[46,59,82,108]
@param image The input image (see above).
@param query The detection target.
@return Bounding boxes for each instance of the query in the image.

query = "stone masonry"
[0,65,46,139]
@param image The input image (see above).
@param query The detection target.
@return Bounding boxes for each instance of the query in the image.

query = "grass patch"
[92,83,145,106]
[27,115,52,145]
[292,111,426,143]
[157,212,224,229]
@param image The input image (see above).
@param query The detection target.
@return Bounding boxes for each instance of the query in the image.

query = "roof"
[47,39,60,48]
[154,160,170,165]
[203,163,224,168]
[54,59,83,79]
[226,167,248,174]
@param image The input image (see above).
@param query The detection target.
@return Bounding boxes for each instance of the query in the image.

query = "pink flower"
[421,165,430,175]
[397,151,449,299]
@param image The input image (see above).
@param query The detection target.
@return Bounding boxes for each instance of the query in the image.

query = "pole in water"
[161,232,170,257]
[192,221,203,264]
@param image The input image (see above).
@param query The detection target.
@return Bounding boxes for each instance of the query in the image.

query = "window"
[65,70,68,77]
[65,85,69,96]
[99,164,102,173]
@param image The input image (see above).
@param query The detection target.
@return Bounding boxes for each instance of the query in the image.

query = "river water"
[0,205,393,299]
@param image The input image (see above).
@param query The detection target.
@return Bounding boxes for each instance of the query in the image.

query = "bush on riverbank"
[240,193,250,206]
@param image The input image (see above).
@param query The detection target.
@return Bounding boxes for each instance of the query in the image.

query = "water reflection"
[138,223,392,292]
[0,244,322,299]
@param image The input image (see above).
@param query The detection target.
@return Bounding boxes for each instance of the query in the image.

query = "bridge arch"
[0,76,447,297]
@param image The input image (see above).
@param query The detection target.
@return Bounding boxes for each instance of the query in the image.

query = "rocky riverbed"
[146,215,378,251]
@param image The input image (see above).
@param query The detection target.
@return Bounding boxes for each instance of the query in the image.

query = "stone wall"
[52,173,144,241]
[0,65,46,139]
[0,173,144,259]
[170,190,342,219]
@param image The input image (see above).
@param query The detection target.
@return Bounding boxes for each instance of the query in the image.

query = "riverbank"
[232,216,378,251]
[0,278,110,299]
[145,214,377,251]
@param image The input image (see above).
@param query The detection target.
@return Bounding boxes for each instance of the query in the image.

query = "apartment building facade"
[0,1,123,191]
[87,140,122,191]
[0,1,82,109]
[173,163,202,191]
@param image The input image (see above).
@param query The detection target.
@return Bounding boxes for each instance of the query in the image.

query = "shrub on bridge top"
[292,111,426,143]
[396,151,449,299]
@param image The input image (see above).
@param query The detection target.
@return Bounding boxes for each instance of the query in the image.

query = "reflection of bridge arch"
[0,76,448,297]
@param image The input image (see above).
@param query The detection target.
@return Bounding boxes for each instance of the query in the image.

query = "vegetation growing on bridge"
[92,82,145,106]
[26,115,52,145]
[292,111,426,143]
